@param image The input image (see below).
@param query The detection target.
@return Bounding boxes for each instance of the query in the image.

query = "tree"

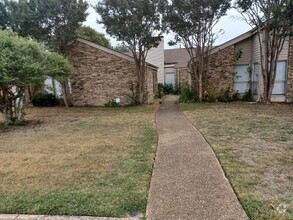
[113,43,129,53]
[0,30,72,125]
[2,0,88,106]
[236,0,293,103]
[77,25,111,48]
[164,0,230,101]
[3,0,89,53]
[96,0,166,104]
[0,0,8,29]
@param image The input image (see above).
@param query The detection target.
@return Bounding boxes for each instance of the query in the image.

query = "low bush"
[217,88,234,102]
[104,99,120,107]
[242,89,254,101]
[155,83,164,98]
[163,84,174,94]
[31,93,59,107]
[162,84,181,95]
[179,86,198,103]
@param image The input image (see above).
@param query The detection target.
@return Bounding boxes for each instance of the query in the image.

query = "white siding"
[146,40,165,84]
[235,38,252,65]
[252,33,262,99]
[252,34,261,64]
[278,38,289,60]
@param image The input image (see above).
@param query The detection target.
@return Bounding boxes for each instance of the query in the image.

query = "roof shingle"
[164,48,190,68]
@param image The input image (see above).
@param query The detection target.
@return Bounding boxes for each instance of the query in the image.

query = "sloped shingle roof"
[164,48,190,68]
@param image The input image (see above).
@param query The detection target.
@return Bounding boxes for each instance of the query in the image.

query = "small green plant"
[163,84,175,94]
[104,99,120,107]
[125,82,141,106]
[31,93,59,107]
[217,87,234,102]
[242,89,254,101]
[179,86,198,103]
[234,48,243,62]
[232,91,241,101]
[155,83,164,98]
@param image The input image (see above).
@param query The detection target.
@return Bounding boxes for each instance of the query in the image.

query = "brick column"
[287,36,293,102]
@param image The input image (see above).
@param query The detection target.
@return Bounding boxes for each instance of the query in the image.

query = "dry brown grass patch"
[181,102,293,219]
[0,105,157,213]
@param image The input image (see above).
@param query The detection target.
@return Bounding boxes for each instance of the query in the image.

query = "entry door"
[165,72,175,88]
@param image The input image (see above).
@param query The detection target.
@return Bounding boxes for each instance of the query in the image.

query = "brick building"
[208,30,293,102]
[66,38,158,106]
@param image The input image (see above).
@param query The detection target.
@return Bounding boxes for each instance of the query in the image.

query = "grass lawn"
[0,104,158,217]
[181,102,293,220]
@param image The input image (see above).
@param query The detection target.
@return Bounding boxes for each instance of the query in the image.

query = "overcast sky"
[84,4,252,49]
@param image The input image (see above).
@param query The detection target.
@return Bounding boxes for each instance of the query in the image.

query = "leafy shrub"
[242,89,254,101]
[104,99,120,107]
[31,93,59,107]
[232,91,241,101]
[162,83,181,95]
[155,83,164,98]
[179,86,198,103]
[125,82,140,106]
[217,88,243,102]
[204,93,217,102]
[163,84,174,94]
[217,87,234,102]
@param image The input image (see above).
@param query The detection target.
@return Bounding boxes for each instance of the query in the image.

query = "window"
[252,63,260,95]
[272,61,287,95]
[234,65,250,94]
[165,72,175,87]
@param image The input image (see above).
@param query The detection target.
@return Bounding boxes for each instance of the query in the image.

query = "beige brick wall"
[178,68,189,88]
[146,66,158,102]
[67,41,157,106]
[287,36,293,102]
[206,45,235,96]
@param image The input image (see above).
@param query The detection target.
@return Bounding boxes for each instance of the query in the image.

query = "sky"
[84,4,252,49]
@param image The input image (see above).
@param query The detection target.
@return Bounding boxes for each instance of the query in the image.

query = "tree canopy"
[113,43,129,53]
[164,0,231,101]
[2,0,89,53]
[1,0,88,107]
[0,30,72,125]
[77,25,111,48]
[96,0,166,104]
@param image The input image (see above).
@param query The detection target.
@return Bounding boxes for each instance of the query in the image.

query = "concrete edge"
[0,214,142,220]
[145,96,164,218]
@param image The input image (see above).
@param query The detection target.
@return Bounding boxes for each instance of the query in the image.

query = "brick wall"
[67,40,157,106]
[146,66,157,102]
[178,68,189,87]
[206,45,235,96]
[287,36,293,102]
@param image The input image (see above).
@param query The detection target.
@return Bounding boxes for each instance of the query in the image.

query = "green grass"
[0,105,158,217]
[181,102,293,220]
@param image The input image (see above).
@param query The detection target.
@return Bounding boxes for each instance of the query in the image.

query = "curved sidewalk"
[146,96,247,220]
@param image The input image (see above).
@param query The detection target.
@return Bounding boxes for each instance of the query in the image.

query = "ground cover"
[181,102,293,220]
[0,104,158,217]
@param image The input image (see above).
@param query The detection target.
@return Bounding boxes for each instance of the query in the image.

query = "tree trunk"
[3,106,12,125]
[138,64,146,104]
[198,73,203,101]
[61,80,72,108]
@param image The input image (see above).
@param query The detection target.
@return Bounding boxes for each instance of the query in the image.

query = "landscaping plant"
[0,30,72,125]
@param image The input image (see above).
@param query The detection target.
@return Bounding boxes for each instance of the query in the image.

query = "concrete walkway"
[146,95,247,220]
